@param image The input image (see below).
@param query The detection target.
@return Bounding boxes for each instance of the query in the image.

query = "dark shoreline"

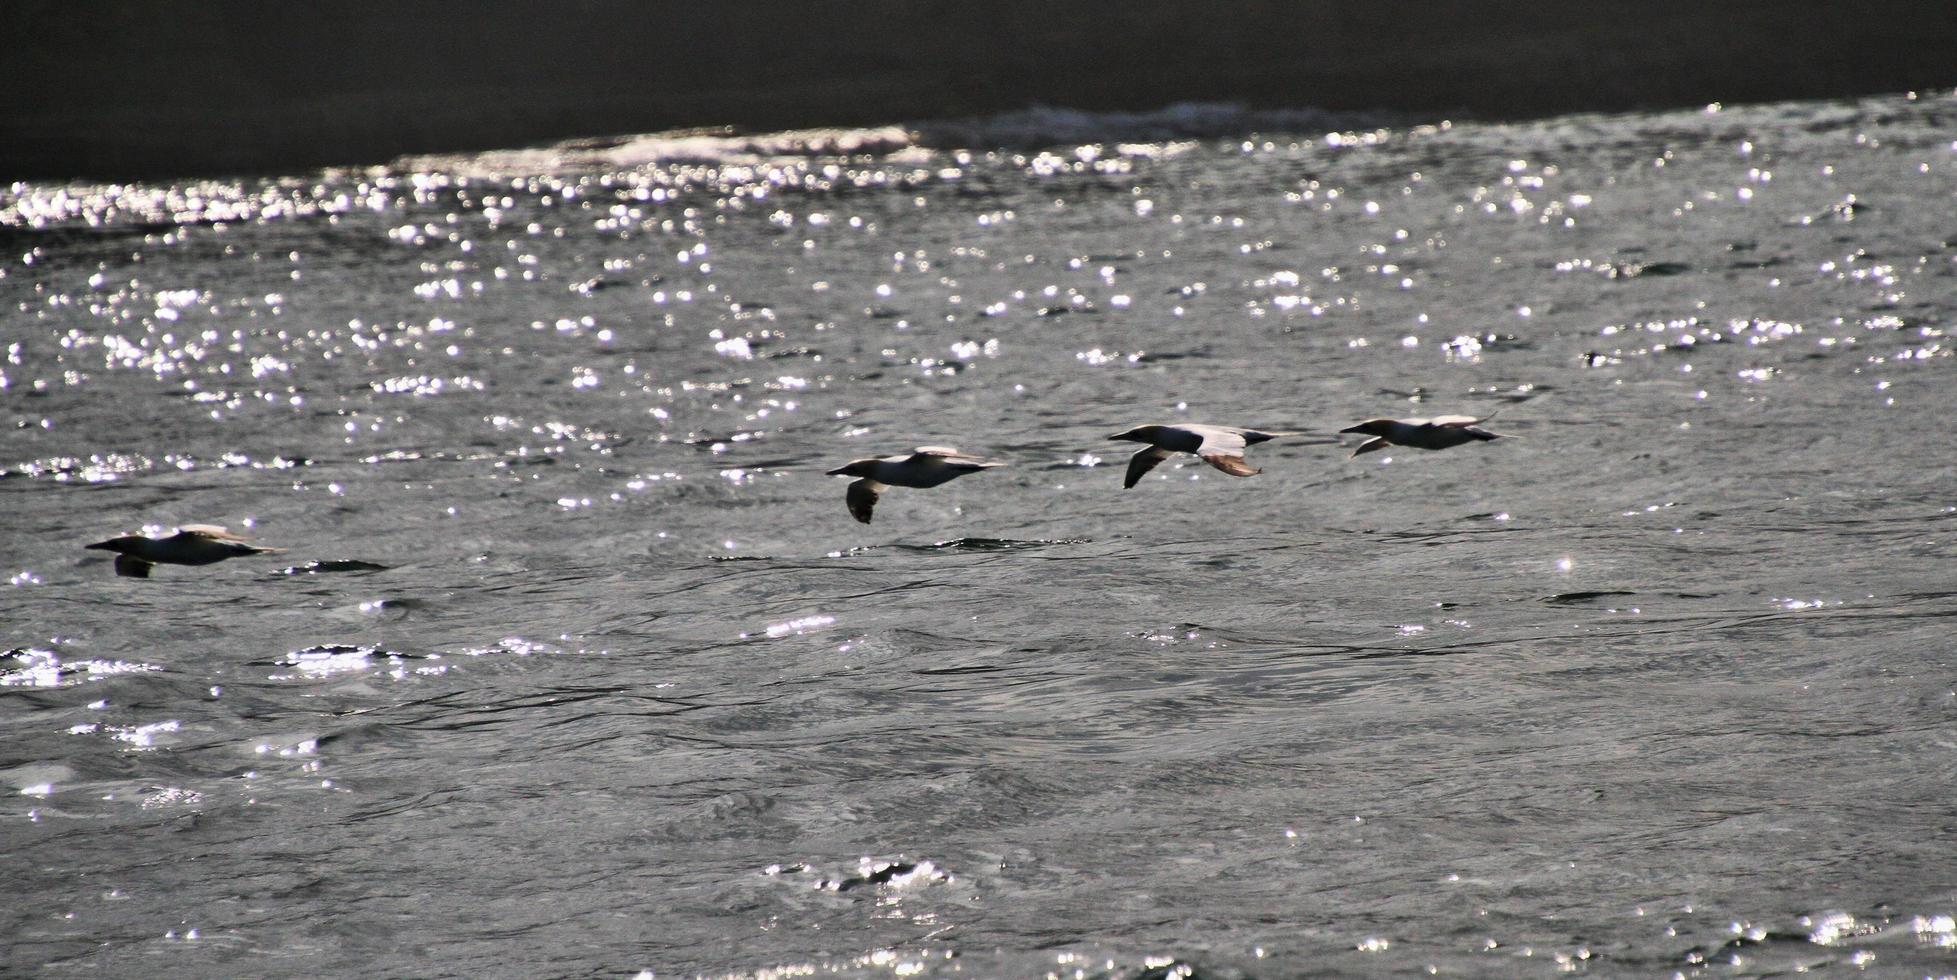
[7,1,1957,182]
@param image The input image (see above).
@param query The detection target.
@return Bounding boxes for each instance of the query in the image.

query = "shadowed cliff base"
[7,0,1957,181]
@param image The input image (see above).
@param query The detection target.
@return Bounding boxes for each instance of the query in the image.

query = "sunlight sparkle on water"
[111,719,181,749]
[273,645,387,679]
[764,614,837,639]
[1911,914,1956,947]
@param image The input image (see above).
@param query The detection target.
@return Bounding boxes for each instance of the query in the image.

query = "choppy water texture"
[4,94,1957,978]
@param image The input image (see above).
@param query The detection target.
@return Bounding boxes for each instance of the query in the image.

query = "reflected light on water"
[762,614,837,639]
[1802,910,1875,945]
[1,650,160,688]
[1912,914,1957,947]
[110,719,181,749]
[272,644,389,679]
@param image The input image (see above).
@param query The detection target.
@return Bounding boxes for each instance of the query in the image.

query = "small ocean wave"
[912,101,1402,149]
[821,537,1090,558]
[892,536,1091,553]
[762,856,953,894]
[387,102,1407,176]
[259,644,409,681]
[394,125,919,175]
[271,559,389,576]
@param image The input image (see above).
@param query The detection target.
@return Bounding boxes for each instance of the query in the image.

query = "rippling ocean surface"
[5,94,1957,977]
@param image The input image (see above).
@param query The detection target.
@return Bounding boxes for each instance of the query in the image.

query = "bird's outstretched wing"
[1238,429,1303,443]
[845,479,882,524]
[1349,437,1391,458]
[1201,453,1260,477]
[909,446,1000,468]
[179,524,246,541]
[1124,447,1172,489]
[114,555,153,578]
[1421,416,1502,444]
[1194,429,1259,478]
[1194,428,1248,454]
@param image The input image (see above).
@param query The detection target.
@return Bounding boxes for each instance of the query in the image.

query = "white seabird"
[1340,415,1504,457]
[825,447,1004,524]
[1108,424,1296,489]
[84,524,283,578]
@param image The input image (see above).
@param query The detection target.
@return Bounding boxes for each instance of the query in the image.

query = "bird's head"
[1339,419,1393,436]
[85,535,145,555]
[1109,425,1162,443]
[826,459,875,478]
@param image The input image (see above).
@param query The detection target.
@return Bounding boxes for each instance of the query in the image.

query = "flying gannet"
[85,524,283,578]
[1108,424,1297,489]
[1340,416,1504,457]
[826,447,1004,523]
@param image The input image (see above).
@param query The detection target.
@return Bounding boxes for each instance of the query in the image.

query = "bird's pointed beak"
[825,465,852,477]
[1338,424,1366,434]
[84,539,116,551]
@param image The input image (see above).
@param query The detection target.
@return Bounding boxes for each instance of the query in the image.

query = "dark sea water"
[4,94,1956,978]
